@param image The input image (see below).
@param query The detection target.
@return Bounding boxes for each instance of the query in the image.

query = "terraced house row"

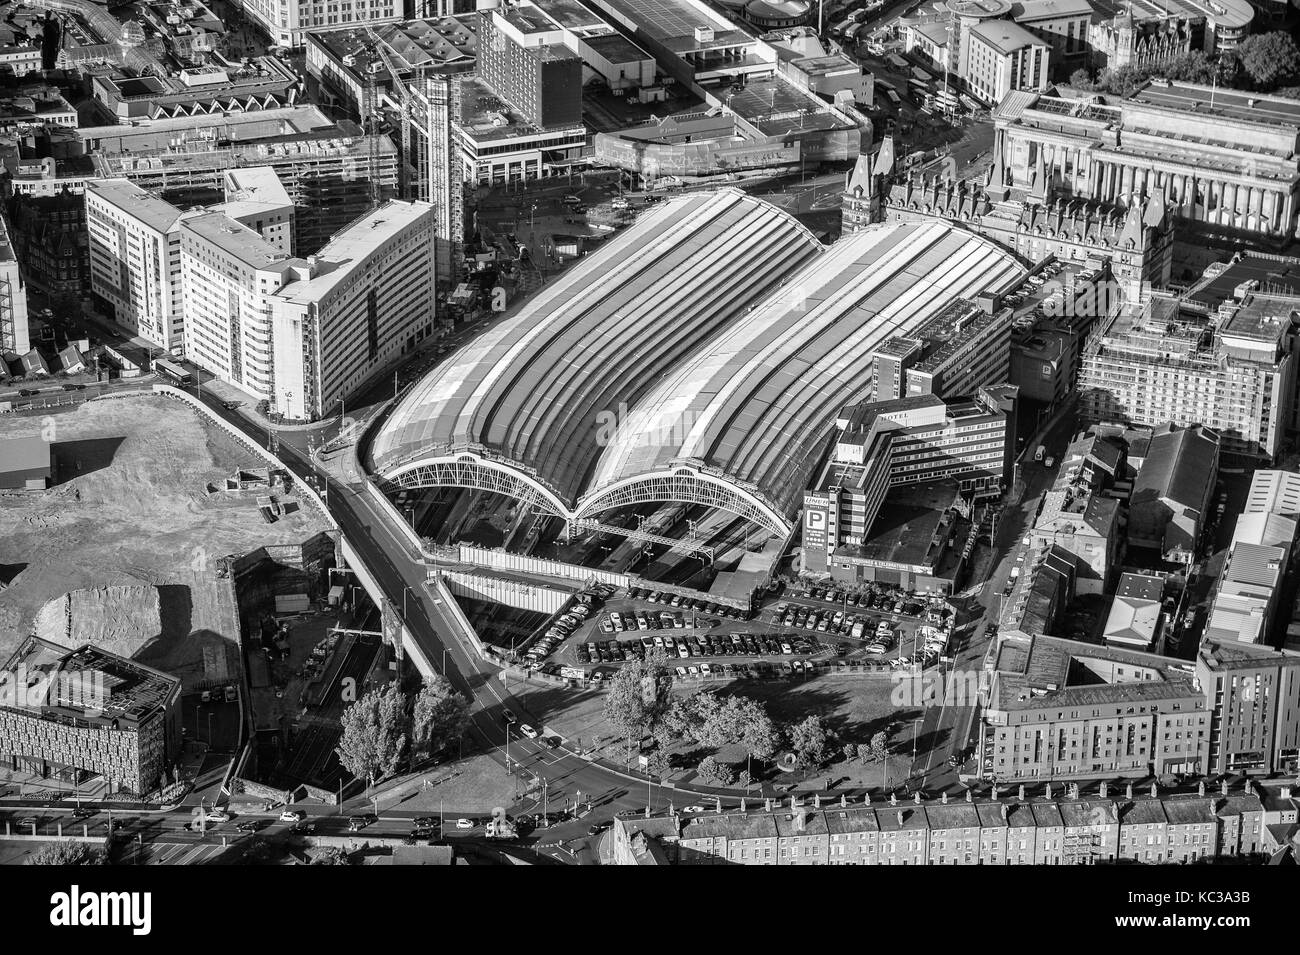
[612,781,1293,865]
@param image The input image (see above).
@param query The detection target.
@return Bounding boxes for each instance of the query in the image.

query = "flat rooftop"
[458,76,559,141]
[1127,81,1300,129]
[1185,255,1300,309]
[276,200,430,304]
[180,211,294,271]
[585,31,653,63]
[2,637,178,723]
[1095,0,1254,29]
[1116,571,1164,603]
[854,482,958,568]
[911,299,996,375]
[594,0,754,52]
[968,19,1045,55]
[993,634,1201,711]
[0,435,51,473]
[728,76,850,134]
[311,15,479,76]
[85,178,184,234]
[1220,294,1300,344]
[499,1,564,34]
[537,0,611,30]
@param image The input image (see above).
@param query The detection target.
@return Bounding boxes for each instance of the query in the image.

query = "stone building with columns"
[993,80,1300,249]
[843,135,1174,296]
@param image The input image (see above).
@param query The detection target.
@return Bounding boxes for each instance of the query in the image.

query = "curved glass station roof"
[370,194,1027,534]
[587,220,1027,520]
[370,189,823,502]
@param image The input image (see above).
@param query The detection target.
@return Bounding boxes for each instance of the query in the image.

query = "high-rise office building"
[0,214,30,355]
[181,199,437,420]
[1078,291,1299,462]
[477,5,583,130]
[241,0,404,48]
[1197,640,1300,777]
[85,179,187,354]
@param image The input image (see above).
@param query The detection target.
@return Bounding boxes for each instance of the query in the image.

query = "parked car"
[519,724,539,739]
[279,809,306,823]
[348,813,377,831]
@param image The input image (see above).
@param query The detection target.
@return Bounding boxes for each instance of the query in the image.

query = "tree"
[1160,51,1216,85]
[310,847,352,865]
[736,770,753,791]
[645,748,671,779]
[1068,67,1095,90]
[860,731,889,763]
[658,691,779,760]
[410,675,470,761]
[28,842,106,865]
[336,682,408,786]
[788,715,835,769]
[1236,32,1300,90]
[696,755,735,786]
[603,648,672,745]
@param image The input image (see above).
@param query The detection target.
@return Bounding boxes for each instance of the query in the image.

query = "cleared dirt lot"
[0,395,329,679]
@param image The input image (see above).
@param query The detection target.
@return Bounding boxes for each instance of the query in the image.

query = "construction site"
[0,395,332,680]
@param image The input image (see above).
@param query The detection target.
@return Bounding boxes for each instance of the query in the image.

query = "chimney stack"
[794,807,807,832]
[814,793,822,809]
[1282,786,1292,801]
[1018,785,1026,801]
[896,810,905,826]
[890,793,898,806]
[914,791,922,805]
[840,794,847,808]
[740,797,747,812]
[942,791,949,804]
[1150,782,1158,799]
[965,788,973,803]
[715,797,723,814]
[1197,781,1206,798]
[1099,782,1108,799]
[1044,783,1052,800]
[765,798,773,811]
[1125,782,1134,800]
[1220,780,1229,797]
[1000,802,1009,821]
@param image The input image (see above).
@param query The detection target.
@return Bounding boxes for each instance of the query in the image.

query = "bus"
[844,22,864,42]
[154,358,192,387]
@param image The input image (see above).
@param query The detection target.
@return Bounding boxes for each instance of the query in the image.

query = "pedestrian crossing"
[121,841,230,865]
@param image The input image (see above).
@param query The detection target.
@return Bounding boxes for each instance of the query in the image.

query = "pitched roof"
[1132,426,1217,511]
